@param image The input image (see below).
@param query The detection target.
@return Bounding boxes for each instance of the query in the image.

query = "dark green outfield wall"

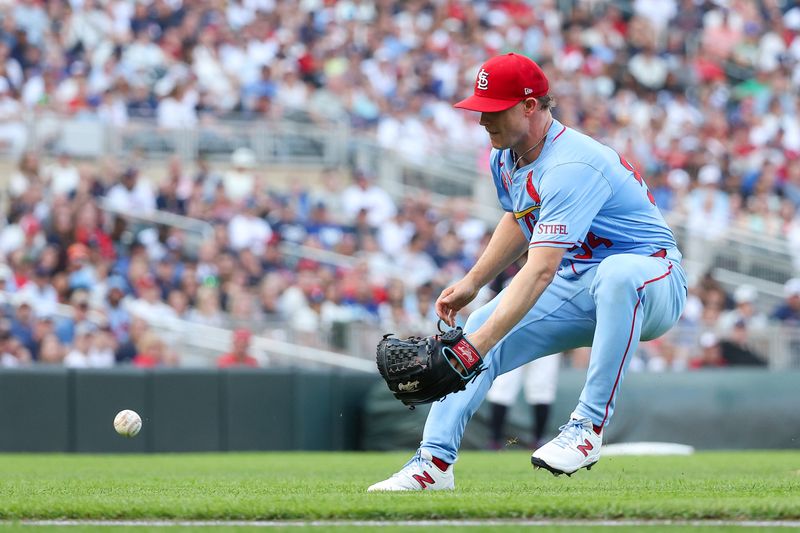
[0,368,797,452]
[0,368,377,453]
[363,369,800,451]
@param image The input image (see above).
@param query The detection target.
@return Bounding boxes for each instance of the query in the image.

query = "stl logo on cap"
[477,68,489,90]
[455,53,549,113]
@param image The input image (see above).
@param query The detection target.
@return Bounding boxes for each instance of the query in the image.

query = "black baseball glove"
[376,324,485,408]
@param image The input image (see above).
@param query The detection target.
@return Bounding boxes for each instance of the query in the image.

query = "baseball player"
[368,53,687,491]
[486,353,561,450]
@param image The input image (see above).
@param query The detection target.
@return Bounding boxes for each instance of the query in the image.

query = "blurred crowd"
[0,150,494,368]
[0,1,799,238]
[1,150,798,371]
[1,0,800,369]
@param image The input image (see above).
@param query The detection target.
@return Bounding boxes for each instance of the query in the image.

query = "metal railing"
[146,317,375,372]
[97,197,215,254]
[654,322,800,370]
[4,273,799,370]
[669,219,796,309]
[291,315,800,371]
[278,242,358,269]
[0,290,374,373]
[98,197,214,238]
[19,110,351,166]
[350,138,501,222]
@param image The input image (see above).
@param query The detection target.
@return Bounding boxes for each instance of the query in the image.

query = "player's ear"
[522,97,538,115]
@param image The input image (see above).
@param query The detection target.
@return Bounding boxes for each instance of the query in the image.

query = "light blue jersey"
[491,119,680,274]
[419,119,688,465]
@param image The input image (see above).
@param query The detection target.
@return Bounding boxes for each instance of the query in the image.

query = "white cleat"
[367,449,455,492]
[531,413,602,476]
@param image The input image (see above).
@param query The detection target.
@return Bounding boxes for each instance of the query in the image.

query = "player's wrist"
[462,273,483,294]
[465,331,490,357]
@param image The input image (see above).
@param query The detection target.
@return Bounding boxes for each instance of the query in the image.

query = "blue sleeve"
[490,150,513,213]
[529,163,612,248]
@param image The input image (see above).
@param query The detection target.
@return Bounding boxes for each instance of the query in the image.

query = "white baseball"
[114,409,142,438]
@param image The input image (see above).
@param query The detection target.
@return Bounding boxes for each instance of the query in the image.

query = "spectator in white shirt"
[63,325,96,368]
[44,152,81,197]
[105,167,156,213]
[395,233,437,289]
[88,327,117,367]
[0,331,32,368]
[16,265,58,319]
[157,83,198,129]
[718,284,769,335]
[7,151,41,199]
[0,77,28,157]
[122,29,166,76]
[340,170,396,227]
[0,212,45,259]
[125,276,177,324]
[628,44,669,90]
[228,200,272,255]
[684,164,730,241]
[377,208,414,255]
[274,68,309,113]
[222,148,258,203]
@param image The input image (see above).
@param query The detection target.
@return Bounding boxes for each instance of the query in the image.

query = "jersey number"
[569,231,613,260]
[617,153,656,206]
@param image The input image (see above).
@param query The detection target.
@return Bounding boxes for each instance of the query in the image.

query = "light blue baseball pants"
[421,250,688,464]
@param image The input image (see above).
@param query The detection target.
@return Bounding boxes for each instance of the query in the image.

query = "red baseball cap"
[454,53,549,112]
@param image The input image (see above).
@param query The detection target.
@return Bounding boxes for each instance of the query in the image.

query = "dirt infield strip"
[11,520,800,528]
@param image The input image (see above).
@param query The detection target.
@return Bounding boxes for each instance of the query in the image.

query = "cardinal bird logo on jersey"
[526,171,541,204]
[499,161,511,192]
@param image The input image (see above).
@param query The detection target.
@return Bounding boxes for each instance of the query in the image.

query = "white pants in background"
[485,353,562,407]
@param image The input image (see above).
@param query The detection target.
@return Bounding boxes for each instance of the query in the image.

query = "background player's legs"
[576,255,687,429]
[488,403,508,450]
[485,366,524,449]
[420,276,596,464]
[523,353,561,448]
[532,404,550,449]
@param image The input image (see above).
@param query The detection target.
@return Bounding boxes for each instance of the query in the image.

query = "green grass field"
[0,451,798,530]
[6,526,799,533]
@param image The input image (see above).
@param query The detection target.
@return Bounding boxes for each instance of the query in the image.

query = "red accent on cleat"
[431,456,450,472]
[411,471,435,489]
[576,439,594,457]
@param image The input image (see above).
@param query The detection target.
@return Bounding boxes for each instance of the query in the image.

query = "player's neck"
[511,116,553,170]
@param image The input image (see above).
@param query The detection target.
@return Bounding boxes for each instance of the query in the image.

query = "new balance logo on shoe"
[531,415,602,477]
[576,439,594,457]
[366,450,455,491]
[412,471,435,489]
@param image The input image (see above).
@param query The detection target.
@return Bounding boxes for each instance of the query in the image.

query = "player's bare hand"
[435,278,479,327]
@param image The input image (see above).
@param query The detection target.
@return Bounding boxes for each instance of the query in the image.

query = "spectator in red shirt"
[133,331,179,368]
[689,332,727,369]
[217,328,258,368]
